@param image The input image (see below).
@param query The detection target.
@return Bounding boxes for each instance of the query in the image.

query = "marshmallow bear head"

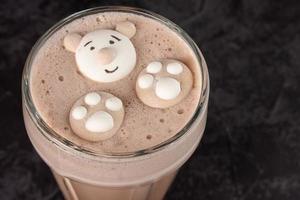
[64,21,137,83]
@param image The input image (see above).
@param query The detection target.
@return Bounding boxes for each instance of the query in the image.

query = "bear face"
[64,21,137,83]
[76,30,136,82]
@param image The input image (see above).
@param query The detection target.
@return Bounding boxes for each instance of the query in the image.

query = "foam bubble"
[58,75,64,81]
[146,135,152,140]
[177,109,184,114]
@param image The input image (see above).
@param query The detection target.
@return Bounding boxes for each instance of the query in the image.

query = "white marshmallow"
[166,62,183,75]
[138,74,154,89]
[75,30,136,82]
[85,111,114,132]
[105,97,123,111]
[155,77,181,100]
[146,61,162,74]
[84,92,101,106]
[72,106,87,120]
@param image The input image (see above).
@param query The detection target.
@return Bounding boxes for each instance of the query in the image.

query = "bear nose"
[98,47,116,65]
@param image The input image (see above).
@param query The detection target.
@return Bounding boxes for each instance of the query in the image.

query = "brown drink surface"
[30,12,202,153]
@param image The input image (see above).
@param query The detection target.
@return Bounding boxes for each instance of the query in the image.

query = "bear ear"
[63,33,82,53]
[116,21,136,39]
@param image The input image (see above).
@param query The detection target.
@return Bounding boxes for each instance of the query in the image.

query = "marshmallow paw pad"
[136,59,193,108]
[69,91,124,142]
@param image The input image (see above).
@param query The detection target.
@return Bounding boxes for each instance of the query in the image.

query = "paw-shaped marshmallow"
[64,21,136,83]
[69,91,124,142]
[136,59,193,108]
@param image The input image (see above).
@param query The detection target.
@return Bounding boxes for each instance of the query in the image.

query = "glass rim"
[22,6,209,159]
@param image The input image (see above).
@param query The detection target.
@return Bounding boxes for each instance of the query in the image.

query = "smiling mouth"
[105,66,119,74]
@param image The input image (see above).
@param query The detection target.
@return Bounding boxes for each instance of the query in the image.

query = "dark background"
[0,0,300,199]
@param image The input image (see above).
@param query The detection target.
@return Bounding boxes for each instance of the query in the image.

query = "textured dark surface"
[0,0,300,199]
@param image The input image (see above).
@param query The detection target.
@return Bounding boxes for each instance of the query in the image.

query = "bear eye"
[109,40,115,45]
[90,46,95,50]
